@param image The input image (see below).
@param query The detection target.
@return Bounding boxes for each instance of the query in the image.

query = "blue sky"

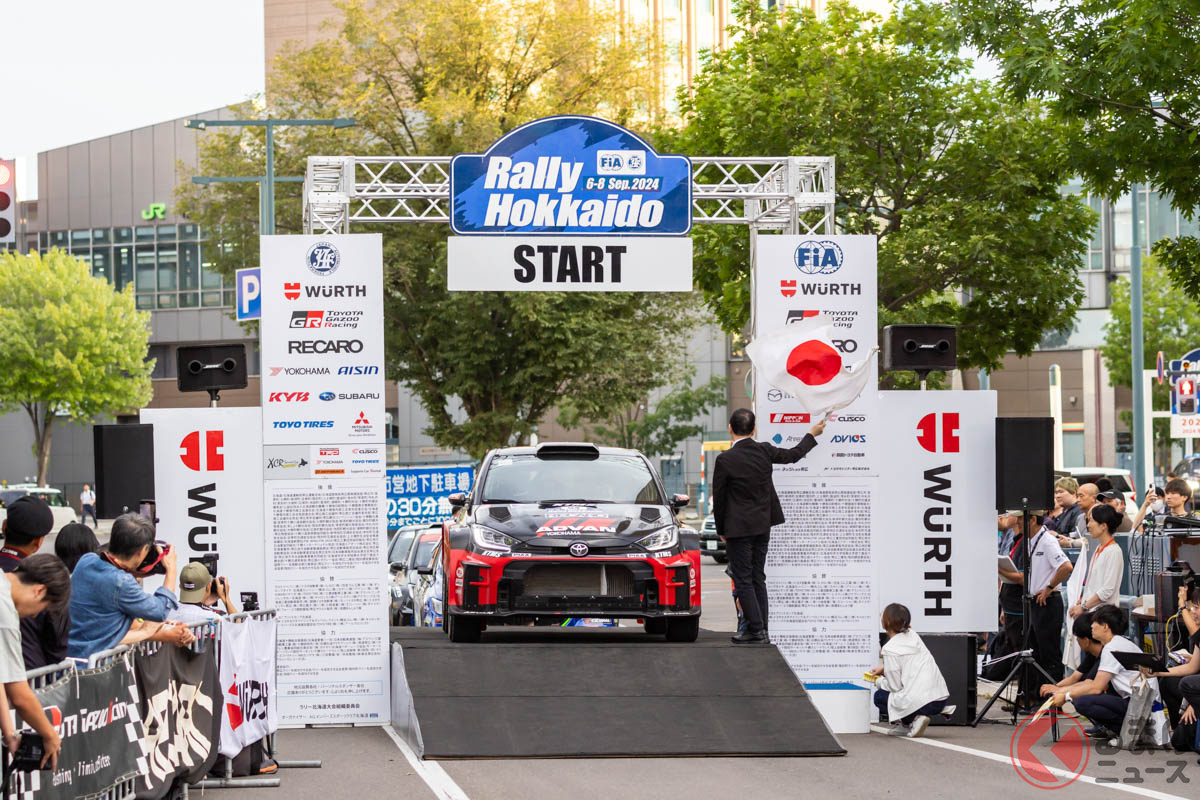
[1,1,266,199]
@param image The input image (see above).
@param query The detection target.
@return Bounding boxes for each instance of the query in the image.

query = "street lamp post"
[1131,184,1147,492]
[184,117,355,234]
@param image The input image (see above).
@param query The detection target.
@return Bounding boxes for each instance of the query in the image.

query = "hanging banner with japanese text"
[386,466,474,530]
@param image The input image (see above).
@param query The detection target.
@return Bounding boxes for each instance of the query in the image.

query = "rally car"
[439,443,701,643]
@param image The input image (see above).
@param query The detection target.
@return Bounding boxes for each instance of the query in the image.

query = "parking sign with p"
[237,267,261,320]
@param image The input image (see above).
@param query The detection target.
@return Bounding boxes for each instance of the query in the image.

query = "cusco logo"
[306,241,340,276]
[319,392,335,401]
[794,240,844,275]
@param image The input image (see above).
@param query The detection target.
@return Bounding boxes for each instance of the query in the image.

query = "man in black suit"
[713,407,826,644]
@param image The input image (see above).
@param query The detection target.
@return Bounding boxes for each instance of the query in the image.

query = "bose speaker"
[93,424,155,519]
[882,325,957,376]
[176,344,248,393]
[995,417,1054,510]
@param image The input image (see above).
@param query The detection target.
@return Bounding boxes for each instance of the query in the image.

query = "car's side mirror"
[669,493,689,511]
[416,565,435,576]
[389,561,405,573]
[448,492,467,509]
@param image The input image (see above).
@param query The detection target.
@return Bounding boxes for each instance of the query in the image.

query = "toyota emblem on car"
[569,542,590,558]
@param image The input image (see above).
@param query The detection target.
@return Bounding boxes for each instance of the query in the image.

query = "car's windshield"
[481,454,663,505]
[388,530,417,564]
[408,533,440,569]
[0,490,66,508]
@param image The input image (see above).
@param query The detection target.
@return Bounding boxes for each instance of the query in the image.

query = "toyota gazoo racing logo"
[596,150,646,175]
[287,339,363,354]
[290,309,362,329]
[290,310,324,328]
[785,309,820,325]
[306,241,341,276]
[793,240,844,275]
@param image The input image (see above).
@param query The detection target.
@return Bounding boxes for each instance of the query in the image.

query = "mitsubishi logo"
[568,542,589,558]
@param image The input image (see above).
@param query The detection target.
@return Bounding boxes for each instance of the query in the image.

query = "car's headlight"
[472,524,519,551]
[637,527,678,551]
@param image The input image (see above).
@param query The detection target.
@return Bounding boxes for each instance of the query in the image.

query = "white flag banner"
[218,616,278,757]
[746,314,878,418]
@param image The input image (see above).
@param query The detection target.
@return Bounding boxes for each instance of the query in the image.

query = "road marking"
[384,724,470,800]
[868,725,1188,800]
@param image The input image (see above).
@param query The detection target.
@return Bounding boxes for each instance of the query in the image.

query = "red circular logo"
[1009,711,1090,789]
[786,341,842,386]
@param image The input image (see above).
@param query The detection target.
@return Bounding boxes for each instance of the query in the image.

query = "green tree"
[560,374,727,457]
[660,2,1094,373]
[955,0,1200,292]
[1099,257,1200,470]
[0,251,153,485]
[176,0,698,459]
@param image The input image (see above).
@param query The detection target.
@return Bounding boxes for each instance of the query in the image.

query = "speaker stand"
[207,389,221,408]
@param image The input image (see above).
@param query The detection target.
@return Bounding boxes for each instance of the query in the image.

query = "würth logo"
[180,431,224,472]
[916,412,959,453]
[284,282,300,300]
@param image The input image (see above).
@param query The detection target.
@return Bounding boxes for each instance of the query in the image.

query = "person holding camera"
[170,562,238,624]
[67,513,193,659]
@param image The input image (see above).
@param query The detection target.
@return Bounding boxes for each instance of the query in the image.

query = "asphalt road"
[214,556,1200,800]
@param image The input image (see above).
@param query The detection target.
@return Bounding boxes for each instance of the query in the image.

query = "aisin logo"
[794,240,844,275]
[306,241,341,276]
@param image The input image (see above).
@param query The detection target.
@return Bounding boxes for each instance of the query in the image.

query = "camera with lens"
[192,553,219,579]
[136,541,171,576]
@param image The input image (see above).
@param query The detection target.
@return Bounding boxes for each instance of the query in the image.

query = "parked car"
[439,442,701,643]
[387,526,421,626]
[697,514,726,563]
[1064,468,1136,504]
[401,528,443,625]
[412,540,444,628]
[0,486,79,531]
[1171,456,1200,494]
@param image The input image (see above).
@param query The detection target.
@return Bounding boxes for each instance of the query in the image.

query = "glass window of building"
[157,225,176,242]
[91,248,110,282]
[114,227,133,244]
[70,230,91,248]
[147,344,176,380]
[134,226,155,242]
[50,231,68,248]
[179,242,200,308]
[135,244,156,293]
[38,232,48,249]
[156,243,178,292]
[92,228,110,244]
[180,224,199,240]
[113,245,134,291]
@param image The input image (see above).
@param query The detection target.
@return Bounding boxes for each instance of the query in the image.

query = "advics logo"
[794,240,844,275]
[306,241,340,276]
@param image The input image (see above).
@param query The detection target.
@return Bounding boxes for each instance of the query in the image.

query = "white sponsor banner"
[260,235,385,445]
[875,390,998,632]
[139,408,266,599]
[218,616,277,757]
[263,444,384,480]
[754,235,879,475]
[1171,414,1200,438]
[265,479,389,725]
[446,235,692,291]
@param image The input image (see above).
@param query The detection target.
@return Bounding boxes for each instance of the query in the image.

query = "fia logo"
[306,241,341,276]
[793,240,844,275]
[180,430,224,472]
[596,150,646,175]
[917,412,960,453]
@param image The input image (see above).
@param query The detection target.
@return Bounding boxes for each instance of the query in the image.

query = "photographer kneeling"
[67,513,194,659]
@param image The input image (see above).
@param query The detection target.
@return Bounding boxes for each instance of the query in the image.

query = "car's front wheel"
[447,613,482,643]
[665,616,699,642]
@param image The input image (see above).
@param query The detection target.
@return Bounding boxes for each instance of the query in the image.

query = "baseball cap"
[2,496,54,544]
[1100,489,1126,504]
[179,561,212,603]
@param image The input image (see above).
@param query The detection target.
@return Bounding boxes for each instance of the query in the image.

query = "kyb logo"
[596,150,645,175]
[268,392,310,403]
[769,413,811,424]
[793,240,844,275]
[287,339,363,354]
[306,241,341,276]
[180,430,224,472]
[917,412,960,453]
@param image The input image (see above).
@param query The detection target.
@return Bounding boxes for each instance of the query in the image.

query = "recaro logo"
[917,412,960,453]
[180,430,224,472]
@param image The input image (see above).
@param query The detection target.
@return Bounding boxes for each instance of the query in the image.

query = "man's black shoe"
[731,631,767,645]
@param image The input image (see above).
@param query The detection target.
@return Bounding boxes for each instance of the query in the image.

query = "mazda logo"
[569,542,590,558]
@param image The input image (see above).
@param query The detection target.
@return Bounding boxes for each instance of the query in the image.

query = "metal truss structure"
[303,155,835,235]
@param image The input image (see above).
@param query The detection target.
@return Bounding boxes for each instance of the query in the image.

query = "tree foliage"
[956,0,1200,298]
[177,0,705,459]
[660,2,1094,373]
[0,251,153,484]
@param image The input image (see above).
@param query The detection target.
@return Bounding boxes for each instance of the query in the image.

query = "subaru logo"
[793,240,844,275]
[306,241,341,276]
[319,392,335,401]
[569,542,589,558]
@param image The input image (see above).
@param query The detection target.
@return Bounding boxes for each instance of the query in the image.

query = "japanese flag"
[746,314,877,417]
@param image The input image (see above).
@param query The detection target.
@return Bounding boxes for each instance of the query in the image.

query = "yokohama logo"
[769,413,811,423]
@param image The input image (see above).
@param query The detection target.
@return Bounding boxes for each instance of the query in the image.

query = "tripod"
[973,501,1060,736]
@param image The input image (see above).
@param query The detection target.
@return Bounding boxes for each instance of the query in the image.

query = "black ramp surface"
[391,627,846,759]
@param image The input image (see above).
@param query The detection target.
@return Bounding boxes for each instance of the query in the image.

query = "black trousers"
[1030,595,1064,683]
[726,533,770,633]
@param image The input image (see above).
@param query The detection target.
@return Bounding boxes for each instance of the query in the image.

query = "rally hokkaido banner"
[9,659,143,799]
[134,645,221,799]
[219,617,278,757]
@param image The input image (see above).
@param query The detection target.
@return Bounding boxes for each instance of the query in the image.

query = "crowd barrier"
[5,609,290,800]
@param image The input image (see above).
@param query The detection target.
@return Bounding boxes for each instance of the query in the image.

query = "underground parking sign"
[1009,712,1089,789]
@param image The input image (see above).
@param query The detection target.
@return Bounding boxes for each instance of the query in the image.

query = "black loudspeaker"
[176,344,247,393]
[93,424,155,519]
[882,325,957,376]
[876,633,977,726]
[995,417,1054,510]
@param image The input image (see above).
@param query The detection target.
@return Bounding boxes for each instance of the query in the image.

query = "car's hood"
[470,503,672,547]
